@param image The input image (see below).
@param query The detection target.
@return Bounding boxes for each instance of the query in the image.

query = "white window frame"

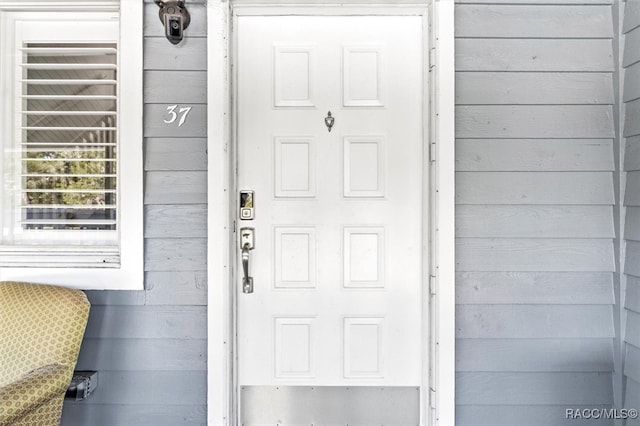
[5,15,119,251]
[0,0,143,290]
[207,0,455,424]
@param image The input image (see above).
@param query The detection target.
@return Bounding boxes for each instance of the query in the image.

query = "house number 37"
[163,105,192,127]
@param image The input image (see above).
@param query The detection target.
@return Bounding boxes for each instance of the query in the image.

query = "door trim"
[206,1,455,425]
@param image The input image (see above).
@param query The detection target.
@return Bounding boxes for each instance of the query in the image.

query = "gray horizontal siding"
[65,371,206,405]
[455,0,612,4]
[144,272,206,306]
[623,0,640,33]
[624,4,640,418]
[456,39,614,72]
[624,26,640,68]
[144,71,207,104]
[625,100,640,137]
[456,272,614,304]
[76,338,207,371]
[82,272,206,307]
[145,239,208,272]
[627,311,640,349]
[456,73,614,105]
[145,171,207,204]
[455,2,616,424]
[457,139,614,172]
[143,38,207,71]
[83,306,206,339]
[455,5,613,38]
[145,205,207,238]
[457,238,615,272]
[624,63,640,102]
[626,378,640,426]
[456,339,614,372]
[456,206,615,238]
[61,404,206,426]
[61,2,207,424]
[145,138,207,171]
[626,136,640,170]
[456,105,614,139]
[626,343,640,384]
[456,404,613,426]
[457,406,614,426]
[457,305,614,338]
[626,171,640,205]
[456,372,613,405]
[456,172,614,205]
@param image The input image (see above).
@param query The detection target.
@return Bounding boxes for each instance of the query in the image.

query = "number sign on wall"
[164,104,192,127]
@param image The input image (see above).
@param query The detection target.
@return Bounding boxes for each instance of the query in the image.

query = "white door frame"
[206,1,455,425]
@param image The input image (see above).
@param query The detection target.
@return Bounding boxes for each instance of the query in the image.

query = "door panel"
[237,15,423,388]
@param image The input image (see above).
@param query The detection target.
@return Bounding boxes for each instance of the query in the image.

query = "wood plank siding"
[54,1,626,425]
[60,1,208,424]
[455,2,617,425]
[624,1,640,422]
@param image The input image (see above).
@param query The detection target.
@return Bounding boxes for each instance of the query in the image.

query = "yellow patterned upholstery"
[0,282,90,426]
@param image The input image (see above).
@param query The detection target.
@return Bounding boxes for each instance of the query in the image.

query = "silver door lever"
[240,228,255,294]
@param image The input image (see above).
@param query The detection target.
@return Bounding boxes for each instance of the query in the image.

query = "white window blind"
[20,43,118,234]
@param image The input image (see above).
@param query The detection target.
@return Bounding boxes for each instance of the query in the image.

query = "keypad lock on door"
[239,191,254,220]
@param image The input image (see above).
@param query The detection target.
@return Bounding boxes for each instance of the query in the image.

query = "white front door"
[236,14,425,421]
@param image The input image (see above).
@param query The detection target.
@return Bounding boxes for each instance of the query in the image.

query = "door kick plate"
[241,386,419,425]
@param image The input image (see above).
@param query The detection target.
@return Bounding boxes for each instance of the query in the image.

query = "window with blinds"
[0,4,143,288]
[21,43,118,233]
[0,12,126,266]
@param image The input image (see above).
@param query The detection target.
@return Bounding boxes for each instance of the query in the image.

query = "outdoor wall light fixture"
[154,0,191,45]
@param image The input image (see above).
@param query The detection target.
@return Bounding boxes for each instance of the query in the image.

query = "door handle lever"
[242,243,253,294]
[240,228,255,294]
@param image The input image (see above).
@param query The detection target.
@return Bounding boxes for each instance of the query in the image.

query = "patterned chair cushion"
[0,282,90,425]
